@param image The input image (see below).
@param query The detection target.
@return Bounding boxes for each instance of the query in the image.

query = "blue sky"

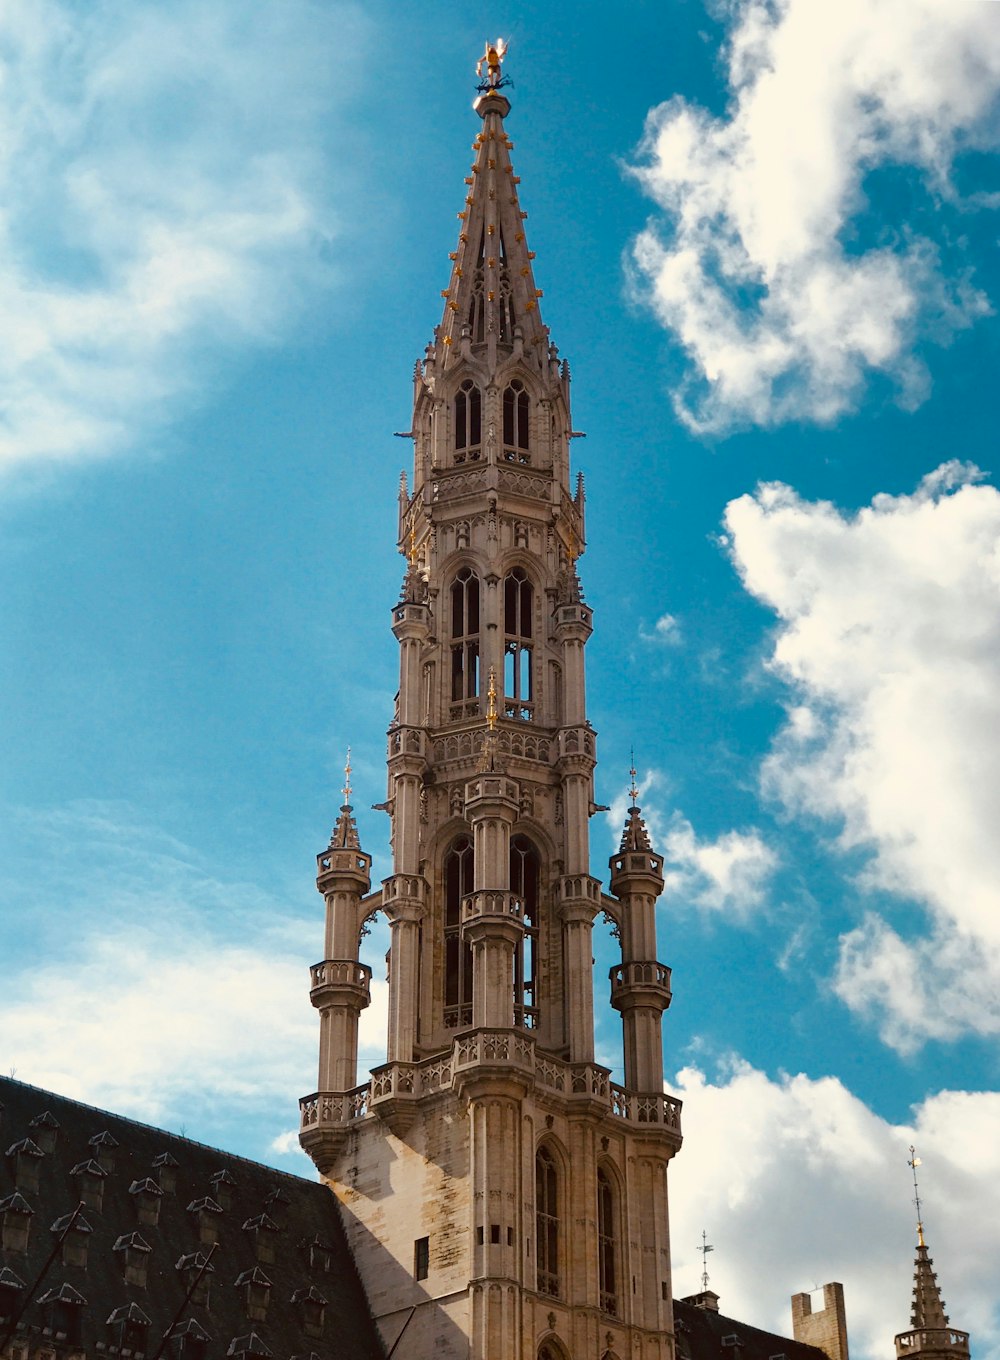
[2,1,999,1356]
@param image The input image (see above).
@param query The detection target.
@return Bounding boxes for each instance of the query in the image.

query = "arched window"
[444,836,474,1028]
[502,379,530,463]
[454,380,482,462]
[535,1146,559,1297]
[539,1344,568,1360]
[451,568,480,717]
[504,568,533,720]
[511,835,539,1028]
[597,1167,619,1317]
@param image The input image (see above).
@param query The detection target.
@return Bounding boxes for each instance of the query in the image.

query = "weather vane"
[628,748,639,806]
[698,1229,714,1292]
[476,38,510,92]
[342,747,352,806]
[908,1145,925,1246]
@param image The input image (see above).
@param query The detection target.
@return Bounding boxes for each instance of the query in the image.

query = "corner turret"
[608,764,672,1092]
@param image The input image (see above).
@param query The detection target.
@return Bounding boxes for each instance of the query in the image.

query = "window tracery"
[511,834,539,1028]
[535,1146,559,1296]
[503,379,530,463]
[597,1166,619,1317]
[451,567,480,718]
[444,836,474,1028]
[454,380,482,463]
[504,567,533,719]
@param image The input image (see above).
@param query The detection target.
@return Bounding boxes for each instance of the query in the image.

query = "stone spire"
[434,49,550,375]
[894,1149,969,1360]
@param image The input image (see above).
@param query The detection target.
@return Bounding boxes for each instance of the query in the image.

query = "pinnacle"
[620,803,652,854]
[910,1242,950,1331]
[329,802,361,851]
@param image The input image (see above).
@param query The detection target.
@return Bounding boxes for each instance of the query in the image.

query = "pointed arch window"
[503,379,530,463]
[454,380,482,463]
[511,834,539,1028]
[597,1167,619,1317]
[504,567,533,720]
[444,836,474,1028]
[451,567,480,718]
[535,1146,559,1296]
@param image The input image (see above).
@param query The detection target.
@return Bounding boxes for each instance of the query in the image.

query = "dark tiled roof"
[0,1077,383,1360]
[673,1298,828,1360]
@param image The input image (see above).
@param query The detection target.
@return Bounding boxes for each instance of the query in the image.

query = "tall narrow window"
[451,568,480,718]
[444,837,474,1028]
[454,380,482,462]
[597,1167,618,1317]
[535,1147,559,1296]
[467,231,486,342]
[504,568,533,720]
[502,379,530,463]
[511,835,539,1028]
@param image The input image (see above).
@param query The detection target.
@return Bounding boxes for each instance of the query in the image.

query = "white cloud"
[668,1060,1000,1360]
[0,0,368,471]
[629,0,999,431]
[604,773,775,916]
[2,799,388,1131]
[640,611,683,645]
[2,922,390,1125]
[661,814,776,915]
[724,465,1000,1048]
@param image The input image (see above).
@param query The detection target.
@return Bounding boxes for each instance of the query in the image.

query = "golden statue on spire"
[476,38,508,89]
[486,667,498,731]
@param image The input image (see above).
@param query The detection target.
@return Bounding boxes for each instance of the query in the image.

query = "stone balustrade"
[896,1331,969,1357]
[299,1085,370,1131]
[310,960,372,990]
[609,1084,682,1129]
[609,960,672,993]
[301,1034,682,1141]
[461,890,523,921]
[308,959,372,1011]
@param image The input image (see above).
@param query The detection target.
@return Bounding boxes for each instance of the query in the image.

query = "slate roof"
[0,1078,384,1360]
[673,1297,828,1360]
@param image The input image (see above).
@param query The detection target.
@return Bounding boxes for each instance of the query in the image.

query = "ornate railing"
[309,960,372,990]
[609,961,672,991]
[609,1084,681,1129]
[300,1037,682,1138]
[896,1330,969,1357]
[299,1085,370,1130]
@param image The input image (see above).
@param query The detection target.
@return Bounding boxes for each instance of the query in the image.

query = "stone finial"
[329,749,362,850]
[619,761,652,853]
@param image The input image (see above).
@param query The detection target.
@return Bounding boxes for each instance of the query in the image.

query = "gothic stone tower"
[300,62,682,1360]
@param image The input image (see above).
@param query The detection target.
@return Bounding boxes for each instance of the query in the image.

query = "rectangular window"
[414,1237,429,1281]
